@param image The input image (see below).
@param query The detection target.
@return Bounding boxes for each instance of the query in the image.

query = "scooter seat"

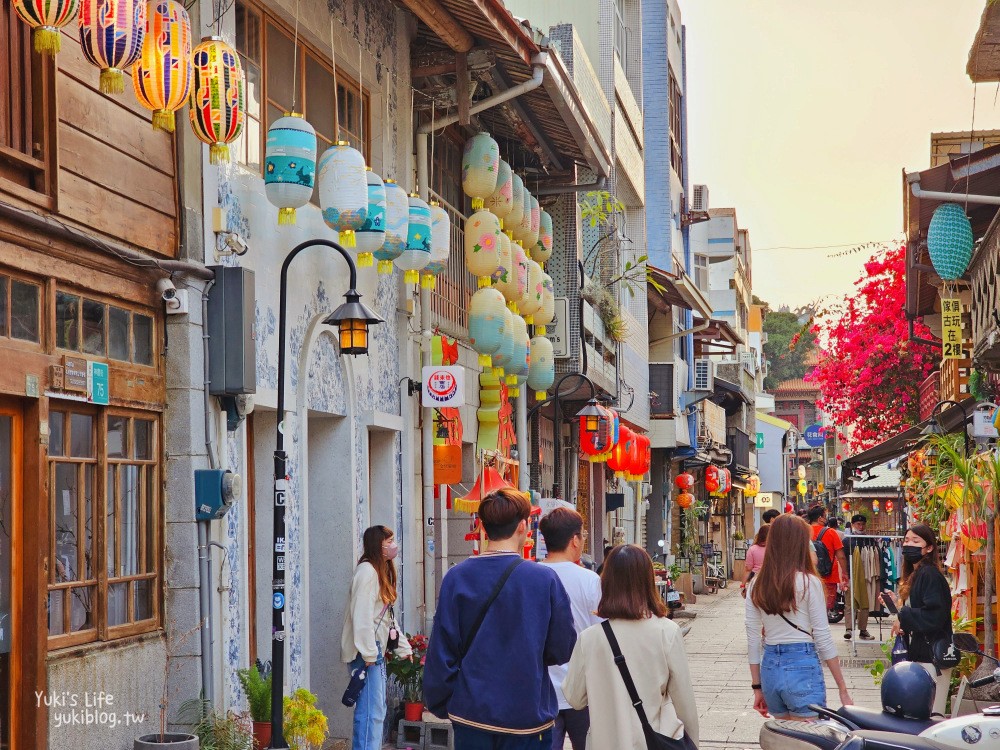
[759,719,847,750]
[839,729,951,750]
[836,705,940,734]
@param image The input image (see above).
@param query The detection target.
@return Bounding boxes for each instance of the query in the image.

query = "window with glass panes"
[54,289,154,365]
[0,272,41,344]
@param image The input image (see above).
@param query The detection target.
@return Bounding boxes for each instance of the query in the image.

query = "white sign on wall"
[754,492,775,509]
[421,366,465,407]
[548,297,569,358]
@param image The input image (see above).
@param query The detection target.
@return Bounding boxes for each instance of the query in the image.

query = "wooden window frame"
[53,285,157,368]
[668,70,683,177]
[0,270,44,350]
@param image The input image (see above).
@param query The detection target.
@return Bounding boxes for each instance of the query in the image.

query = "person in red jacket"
[807,505,849,610]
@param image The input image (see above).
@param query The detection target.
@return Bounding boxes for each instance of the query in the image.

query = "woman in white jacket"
[341,525,411,750]
[562,544,699,750]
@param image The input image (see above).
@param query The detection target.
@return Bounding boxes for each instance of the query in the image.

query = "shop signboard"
[754,492,775,509]
[547,297,569,358]
[421,365,464,407]
[941,298,964,360]
[804,423,825,448]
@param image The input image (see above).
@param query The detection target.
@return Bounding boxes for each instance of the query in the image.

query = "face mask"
[383,541,399,560]
[901,545,925,565]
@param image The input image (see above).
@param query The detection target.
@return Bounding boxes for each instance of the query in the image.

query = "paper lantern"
[927,203,974,281]
[797,479,807,495]
[608,426,635,478]
[422,201,450,288]
[506,314,529,396]
[705,465,720,493]
[489,308,516,377]
[132,0,192,132]
[745,476,760,497]
[872,499,880,514]
[533,272,555,334]
[886,500,894,513]
[318,141,368,248]
[79,0,146,94]
[492,231,514,298]
[527,335,554,400]
[532,209,553,266]
[187,37,244,163]
[676,492,694,510]
[507,240,528,311]
[528,194,540,249]
[469,287,507,368]
[638,434,651,478]
[262,113,316,225]
[485,159,513,223]
[462,132,500,209]
[433,444,462,485]
[784,502,794,514]
[354,169,385,268]
[841,501,851,513]
[580,409,614,463]
[626,434,643,481]
[520,257,544,324]
[514,188,534,246]
[376,179,408,274]
[596,405,619,461]
[13,0,79,54]
[675,472,695,490]
[464,210,502,286]
[395,193,431,284]
[508,173,525,230]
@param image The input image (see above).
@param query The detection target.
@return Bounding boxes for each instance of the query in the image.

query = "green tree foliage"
[762,309,815,391]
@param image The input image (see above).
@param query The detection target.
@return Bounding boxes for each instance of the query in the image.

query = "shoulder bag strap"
[602,620,655,734]
[779,614,813,636]
[458,557,523,661]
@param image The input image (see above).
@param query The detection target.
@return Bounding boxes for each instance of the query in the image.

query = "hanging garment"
[852,546,869,610]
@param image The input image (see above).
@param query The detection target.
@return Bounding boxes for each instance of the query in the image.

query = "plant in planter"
[283,688,328,750]
[135,620,205,749]
[237,661,272,749]
[386,633,429,721]
[179,699,254,750]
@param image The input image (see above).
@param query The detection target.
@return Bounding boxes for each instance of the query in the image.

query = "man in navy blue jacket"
[423,488,577,748]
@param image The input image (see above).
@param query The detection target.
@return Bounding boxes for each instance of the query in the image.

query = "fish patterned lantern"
[519,257,544,324]
[263,113,316,225]
[469,287,507,369]
[395,193,431,284]
[188,37,244,164]
[489,308,516,378]
[533,272,555,334]
[464,210,502,287]
[13,0,79,54]
[132,0,192,132]
[422,201,450,289]
[79,0,146,94]
[354,169,385,268]
[485,159,513,224]
[376,179,408,274]
[462,132,500,209]
[527,335,554,401]
[508,173,525,229]
[318,141,368,247]
[532,209,553,266]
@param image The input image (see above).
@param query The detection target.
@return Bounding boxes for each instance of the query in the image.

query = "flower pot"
[134,734,199,749]
[403,701,424,722]
[252,721,272,749]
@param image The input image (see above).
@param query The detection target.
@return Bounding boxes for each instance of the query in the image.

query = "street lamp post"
[270,240,383,749]
[527,373,598,498]
[921,399,972,457]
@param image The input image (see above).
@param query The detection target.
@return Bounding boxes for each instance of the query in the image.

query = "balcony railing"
[939,358,970,404]
[919,371,940,422]
[428,193,471,340]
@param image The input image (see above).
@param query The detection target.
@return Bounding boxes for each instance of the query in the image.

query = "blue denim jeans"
[349,648,386,750]
[760,642,826,718]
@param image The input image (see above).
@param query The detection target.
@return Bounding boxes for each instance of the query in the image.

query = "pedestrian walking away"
[808,505,849,610]
[741,524,768,598]
[746,514,853,720]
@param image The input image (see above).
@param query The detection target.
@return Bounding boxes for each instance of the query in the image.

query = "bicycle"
[705,555,728,588]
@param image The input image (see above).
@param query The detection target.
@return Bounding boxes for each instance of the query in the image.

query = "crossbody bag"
[457,557,523,667]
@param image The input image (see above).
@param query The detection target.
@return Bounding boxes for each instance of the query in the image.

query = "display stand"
[846,534,904,657]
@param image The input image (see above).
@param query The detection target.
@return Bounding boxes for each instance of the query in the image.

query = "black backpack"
[812,528,834,578]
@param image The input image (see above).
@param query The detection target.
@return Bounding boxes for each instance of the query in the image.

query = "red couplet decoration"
[675,472,695,490]
[705,465,720,493]
[608,425,635,478]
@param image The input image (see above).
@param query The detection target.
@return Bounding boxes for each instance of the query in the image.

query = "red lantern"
[626,433,642,480]
[784,502,794,513]
[677,491,694,509]
[608,425,635,478]
[675,472,695,490]
[841,501,851,514]
[705,465,720,493]
[886,500,894,513]
[578,406,612,462]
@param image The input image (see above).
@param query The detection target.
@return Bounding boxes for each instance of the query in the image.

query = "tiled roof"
[773,377,820,394]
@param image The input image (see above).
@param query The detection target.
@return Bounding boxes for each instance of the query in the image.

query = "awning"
[710,377,752,417]
[647,265,713,318]
[694,317,744,353]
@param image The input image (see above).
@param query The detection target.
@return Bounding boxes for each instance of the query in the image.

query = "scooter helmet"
[881,661,936,719]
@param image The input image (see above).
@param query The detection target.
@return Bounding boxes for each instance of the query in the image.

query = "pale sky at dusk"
[682,1,999,309]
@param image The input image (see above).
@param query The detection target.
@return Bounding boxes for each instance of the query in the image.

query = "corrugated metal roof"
[841,461,902,496]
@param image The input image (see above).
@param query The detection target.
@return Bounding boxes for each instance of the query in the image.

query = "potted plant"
[136,621,203,749]
[179,699,254,750]
[386,633,429,721]
[283,688,328,750]
[237,661,272,749]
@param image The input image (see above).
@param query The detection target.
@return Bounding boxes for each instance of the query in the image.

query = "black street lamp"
[528,373,598,498]
[270,239,383,749]
[921,399,972,458]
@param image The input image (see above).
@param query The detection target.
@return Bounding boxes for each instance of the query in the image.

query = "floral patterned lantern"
[79,0,146,94]
[187,37,244,163]
[468,287,507,368]
[262,113,316,225]
[927,203,974,281]
[354,169,385,268]
[465,209,502,287]
[512,241,529,310]
[13,0,79,54]
[422,201,450,289]
[533,272,555,334]
[492,230,514,295]
[519,257,544,324]
[395,193,431,284]
[532,209,553,266]
[318,141,368,247]
[608,425,635,479]
[507,314,529,396]
[462,132,500,209]
[132,0,192,132]
[485,159,513,224]
[490,308,516,378]
[527,194,541,249]
[527,335,554,400]
[376,179,408,274]
[514,188,534,245]
[508,173,525,230]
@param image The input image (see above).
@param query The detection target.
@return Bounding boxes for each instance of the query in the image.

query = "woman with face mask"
[881,524,953,715]
[341,525,412,750]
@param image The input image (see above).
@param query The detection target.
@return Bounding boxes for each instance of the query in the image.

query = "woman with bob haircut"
[562,544,699,749]
[745,514,852,720]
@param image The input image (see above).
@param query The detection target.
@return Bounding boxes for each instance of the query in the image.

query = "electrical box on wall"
[207,266,256,395]
[195,469,242,520]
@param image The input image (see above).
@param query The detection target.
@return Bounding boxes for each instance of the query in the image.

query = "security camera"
[224,233,250,256]
[155,277,177,302]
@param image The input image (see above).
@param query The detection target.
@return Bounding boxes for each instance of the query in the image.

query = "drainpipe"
[536,176,606,196]
[199,280,217,709]
[649,317,713,345]
[908,176,1000,205]
[908,317,942,350]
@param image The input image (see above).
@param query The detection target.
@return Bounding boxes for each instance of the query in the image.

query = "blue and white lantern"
[507,173,525,233]
[264,113,316,225]
[527,335,554,401]
[354,168,386,268]
[318,141,368,249]
[422,201,451,289]
[490,308,516,378]
[927,203,974,281]
[469,287,507,369]
[506,314,530,395]
[395,193,432,285]
[376,179,408,275]
[462,131,500,210]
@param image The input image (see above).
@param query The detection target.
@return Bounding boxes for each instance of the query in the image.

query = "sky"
[681,0,1000,309]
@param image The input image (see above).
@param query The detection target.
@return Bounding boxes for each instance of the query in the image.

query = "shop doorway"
[0,400,22,750]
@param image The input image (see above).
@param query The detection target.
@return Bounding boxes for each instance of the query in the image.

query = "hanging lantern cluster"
[318,141,368,246]
[188,36,244,163]
[78,0,147,94]
[395,193,431,284]
[706,466,732,496]
[133,0,192,132]
[377,179,409,274]
[423,202,451,288]
[462,132,500,210]
[927,203,974,281]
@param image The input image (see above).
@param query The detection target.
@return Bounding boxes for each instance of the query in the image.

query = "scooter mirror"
[953,632,980,653]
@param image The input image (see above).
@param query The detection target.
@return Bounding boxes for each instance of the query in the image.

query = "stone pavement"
[685,586,885,749]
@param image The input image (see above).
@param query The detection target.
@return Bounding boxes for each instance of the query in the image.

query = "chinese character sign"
[941,298,964,360]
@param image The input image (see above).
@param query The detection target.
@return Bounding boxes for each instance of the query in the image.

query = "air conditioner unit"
[692,359,715,391]
[691,184,709,212]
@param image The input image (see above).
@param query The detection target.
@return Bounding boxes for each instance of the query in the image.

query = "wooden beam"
[469,0,539,67]
[482,63,563,171]
[457,52,470,126]
[397,0,474,53]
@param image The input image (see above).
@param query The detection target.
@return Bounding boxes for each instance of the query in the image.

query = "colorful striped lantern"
[78,0,146,94]
[927,203,974,281]
[520,257,544,324]
[462,132,500,209]
[13,0,79,55]
[465,209,502,287]
[132,0,192,132]
[485,159,513,224]
[532,209,553,266]
[318,141,368,247]
[354,169,385,268]
[263,113,316,225]
[506,314,529,394]
[395,193,431,284]
[188,37,244,163]
[422,201,450,289]
[468,287,507,368]
[527,335,554,401]
[508,173,525,229]
[376,179,408,274]
[490,308,516,378]
[533,272,555,335]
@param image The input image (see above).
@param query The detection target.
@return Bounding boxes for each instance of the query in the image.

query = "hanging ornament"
[132,0,192,132]
[608,426,635,479]
[354,169,386,268]
[422,201,450,289]
[705,465,720,493]
[468,287,507,368]
[514,188,534,245]
[512,241,529,310]
[520,257,544,324]
[395,193,431,284]
[533,272,555,335]
[262,113,316,225]
[318,141,368,247]
[462,132,500,209]
[532,209,553,266]
[872,499,880,515]
[676,492,694,510]
[506,314,529,397]
[675,472,695,490]
[745,476,760,498]
[841,500,851,514]
[527,335,554,400]
[527,194,541,250]
[508,173,525,230]
[464,209,502,287]
[886,500,894,513]
[485,159,513,223]
[188,37,244,163]
[492,230,514,296]
[376,179,408,275]
[626,434,643,481]
[490,308,516,378]
[927,203,974,281]
[79,0,146,94]
[579,409,613,463]
[13,0,79,55]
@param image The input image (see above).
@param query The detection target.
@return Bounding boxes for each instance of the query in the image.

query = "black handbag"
[602,621,697,750]
[386,606,400,652]
[929,634,960,673]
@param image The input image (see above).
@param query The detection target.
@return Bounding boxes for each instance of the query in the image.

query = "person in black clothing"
[881,524,953,715]
[596,545,615,575]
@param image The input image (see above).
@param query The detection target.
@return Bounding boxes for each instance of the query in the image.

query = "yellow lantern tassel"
[209,143,230,165]
[152,110,176,133]
[340,229,357,247]
[472,197,484,210]
[507,301,519,314]
[358,252,374,268]
[478,354,492,368]
[477,276,492,289]
[421,273,435,289]
[452,496,481,514]
[536,391,547,401]
[378,260,394,275]
[100,68,125,95]
[523,314,534,325]
[505,374,517,386]
[536,325,547,336]
[33,27,61,55]
[511,386,521,398]
[278,207,297,225]
[404,270,419,284]
[493,366,504,378]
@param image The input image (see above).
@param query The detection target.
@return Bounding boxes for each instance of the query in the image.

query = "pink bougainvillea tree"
[806,245,936,452]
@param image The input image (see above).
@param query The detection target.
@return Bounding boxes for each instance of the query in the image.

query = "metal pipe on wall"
[197,521,214,708]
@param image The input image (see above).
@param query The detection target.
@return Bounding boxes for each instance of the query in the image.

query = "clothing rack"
[844,534,904,657]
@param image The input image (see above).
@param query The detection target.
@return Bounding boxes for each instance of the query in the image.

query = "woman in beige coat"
[562,545,699,749]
